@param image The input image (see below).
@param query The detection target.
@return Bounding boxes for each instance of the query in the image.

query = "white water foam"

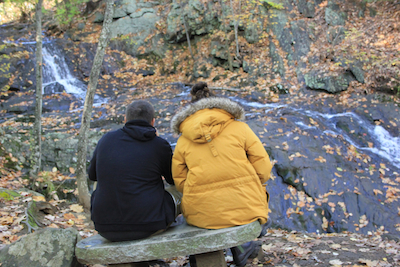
[236,98,400,169]
[42,44,105,105]
[305,110,400,168]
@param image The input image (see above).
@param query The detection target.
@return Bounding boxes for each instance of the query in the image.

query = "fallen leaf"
[315,156,326,163]
[70,204,84,213]
[330,244,341,250]
[329,259,343,265]
[0,216,14,225]
[359,258,379,267]
[373,189,383,195]
[32,195,46,202]
[64,213,76,220]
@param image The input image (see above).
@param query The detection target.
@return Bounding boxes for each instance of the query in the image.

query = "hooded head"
[170,97,245,135]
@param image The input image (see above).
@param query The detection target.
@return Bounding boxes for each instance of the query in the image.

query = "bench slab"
[76,221,261,265]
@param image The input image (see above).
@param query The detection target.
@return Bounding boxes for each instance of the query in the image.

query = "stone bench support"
[76,221,261,266]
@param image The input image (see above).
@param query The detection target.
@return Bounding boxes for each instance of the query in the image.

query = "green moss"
[0,189,20,201]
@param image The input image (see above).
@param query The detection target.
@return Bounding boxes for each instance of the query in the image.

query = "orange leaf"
[64,213,76,220]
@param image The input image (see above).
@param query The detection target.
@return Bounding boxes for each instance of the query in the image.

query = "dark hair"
[125,100,155,124]
[190,82,214,103]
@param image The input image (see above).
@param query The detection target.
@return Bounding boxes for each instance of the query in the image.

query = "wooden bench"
[75,220,261,267]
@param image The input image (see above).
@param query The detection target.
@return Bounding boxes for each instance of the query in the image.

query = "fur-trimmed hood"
[170,97,245,135]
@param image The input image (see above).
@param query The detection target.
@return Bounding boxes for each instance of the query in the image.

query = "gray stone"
[93,11,104,23]
[348,63,365,84]
[0,228,81,267]
[304,70,355,93]
[244,19,263,44]
[77,23,85,31]
[110,10,160,39]
[326,26,346,45]
[325,1,346,26]
[335,57,365,84]
[43,82,66,95]
[297,0,315,18]
[113,0,138,19]
[76,221,261,265]
[290,19,311,60]
[269,40,285,77]
[165,0,219,43]
[0,130,103,173]
[210,40,228,61]
[267,8,288,41]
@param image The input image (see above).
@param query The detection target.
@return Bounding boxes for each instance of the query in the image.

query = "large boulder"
[165,0,220,43]
[304,70,356,93]
[0,228,81,267]
[0,129,104,173]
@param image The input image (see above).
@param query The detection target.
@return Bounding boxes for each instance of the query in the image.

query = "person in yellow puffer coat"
[170,82,273,267]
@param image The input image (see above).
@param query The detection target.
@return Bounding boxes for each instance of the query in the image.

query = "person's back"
[170,82,272,266]
[89,100,179,242]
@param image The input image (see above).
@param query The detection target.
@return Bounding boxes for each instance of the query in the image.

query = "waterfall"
[41,42,104,104]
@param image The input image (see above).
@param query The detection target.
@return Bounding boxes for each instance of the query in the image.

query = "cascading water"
[233,97,400,170]
[41,41,104,104]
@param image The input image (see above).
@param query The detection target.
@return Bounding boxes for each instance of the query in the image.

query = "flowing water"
[41,42,104,104]
[233,97,400,170]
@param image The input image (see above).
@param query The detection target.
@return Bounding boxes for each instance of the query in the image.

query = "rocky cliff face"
[1,0,398,98]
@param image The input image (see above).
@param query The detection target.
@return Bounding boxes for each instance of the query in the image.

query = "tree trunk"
[219,0,233,71]
[183,16,194,60]
[75,0,114,210]
[230,0,240,59]
[32,0,43,178]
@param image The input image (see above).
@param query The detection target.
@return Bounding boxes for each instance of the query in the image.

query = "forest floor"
[1,174,399,267]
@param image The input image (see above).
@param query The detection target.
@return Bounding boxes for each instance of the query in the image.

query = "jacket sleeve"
[159,139,174,185]
[244,124,272,184]
[172,139,188,193]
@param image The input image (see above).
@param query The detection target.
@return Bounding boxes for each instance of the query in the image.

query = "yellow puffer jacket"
[171,97,272,229]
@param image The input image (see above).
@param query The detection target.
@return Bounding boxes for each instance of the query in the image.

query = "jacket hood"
[170,97,245,135]
[122,120,156,141]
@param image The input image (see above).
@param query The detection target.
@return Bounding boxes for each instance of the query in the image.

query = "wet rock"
[44,82,66,95]
[0,228,81,267]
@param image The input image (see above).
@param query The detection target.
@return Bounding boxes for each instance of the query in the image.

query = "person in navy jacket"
[89,100,180,241]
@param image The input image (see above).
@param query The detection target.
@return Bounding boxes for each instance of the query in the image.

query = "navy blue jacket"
[89,119,174,232]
